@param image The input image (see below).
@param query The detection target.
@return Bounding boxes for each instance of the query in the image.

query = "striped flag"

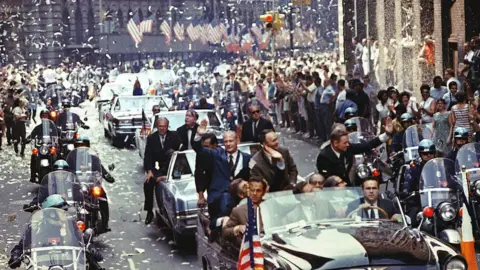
[139,15,154,34]
[237,197,264,270]
[160,20,171,44]
[173,22,185,41]
[186,23,196,41]
[127,10,142,45]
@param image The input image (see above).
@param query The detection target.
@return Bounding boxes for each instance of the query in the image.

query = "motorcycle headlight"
[445,258,466,270]
[438,202,456,222]
[474,180,480,197]
[356,164,369,179]
[39,145,49,155]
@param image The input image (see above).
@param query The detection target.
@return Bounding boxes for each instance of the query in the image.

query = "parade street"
[0,101,320,270]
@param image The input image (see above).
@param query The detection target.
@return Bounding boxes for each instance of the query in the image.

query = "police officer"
[344,119,357,134]
[344,107,358,121]
[402,139,436,225]
[72,136,114,232]
[446,127,469,161]
[9,195,105,270]
[391,113,414,153]
[24,160,74,211]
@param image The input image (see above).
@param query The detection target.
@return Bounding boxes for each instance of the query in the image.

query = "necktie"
[229,154,234,172]
[160,136,165,148]
[369,204,375,219]
[253,121,258,137]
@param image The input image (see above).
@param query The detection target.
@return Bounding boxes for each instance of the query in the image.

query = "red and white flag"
[127,12,142,45]
[186,23,196,41]
[237,197,264,270]
[160,20,171,44]
[174,22,185,41]
[139,15,154,34]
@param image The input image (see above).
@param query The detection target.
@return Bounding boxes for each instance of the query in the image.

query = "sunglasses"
[420,152,435,156]
[251,110,260,114]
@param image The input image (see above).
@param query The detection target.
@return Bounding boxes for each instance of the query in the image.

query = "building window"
[75,1,83,44]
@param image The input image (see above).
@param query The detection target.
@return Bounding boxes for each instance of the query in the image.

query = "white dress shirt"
[228,150,243,177]
[187,129,192,149]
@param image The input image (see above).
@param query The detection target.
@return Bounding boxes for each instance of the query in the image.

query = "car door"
[103,97,117,133]
[156,152,177,226]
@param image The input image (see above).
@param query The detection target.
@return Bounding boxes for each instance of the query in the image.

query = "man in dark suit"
[195,133,218,207]
[316,118,393,185]
[224,71,242,93]
[222,178,267,245]
[193,120,251,224]
[346,179,401,220]
[241,105,274,142]
[143,117,181,224]
[250,129,298,192]
[176,109,199,150]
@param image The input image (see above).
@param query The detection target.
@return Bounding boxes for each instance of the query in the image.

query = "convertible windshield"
[116,96,167,111]
[260,187,364,235]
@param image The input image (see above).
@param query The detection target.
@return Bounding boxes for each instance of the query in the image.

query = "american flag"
[186,23,196,41]
[160,20,171,44]
[139,15,154,34]
[238,197,264,270]
[174,22,185,41]
[127,10,142,45]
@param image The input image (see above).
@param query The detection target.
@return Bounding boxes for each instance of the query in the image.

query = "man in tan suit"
[249,130,298,192]
[222,178,267,245]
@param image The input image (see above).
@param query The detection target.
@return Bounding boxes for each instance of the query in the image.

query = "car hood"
[265,221,435,269]
[112,110,152,119]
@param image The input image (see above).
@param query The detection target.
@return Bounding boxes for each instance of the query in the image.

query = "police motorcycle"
[57,110,90,159]
[348,131,384,186]
[345,116,376,134]
[416,158,463,247]
[66,148,108,236]
[455,142,480,240]
[30,119,60,183]
[392,125,432,192]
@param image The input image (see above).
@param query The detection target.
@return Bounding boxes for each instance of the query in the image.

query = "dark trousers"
[30,155,36,180]
[144,176,159,212]
[29,108,37,124]
[306,101,315,136]
[208,193,233,229]
[5,119,13,144]
[316,104,334,142]
[99,192,109,227]
[13,122,26,155]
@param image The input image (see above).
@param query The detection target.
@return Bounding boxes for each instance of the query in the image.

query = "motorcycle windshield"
[455,142,480,173]
[402,125,423,148]
[41,119,59,139]
[24,209,85,269]
[66,147,102,184]
[420,158,458,208]
[39,171,83,205]
[348,117,375,134]
[61,111,76,131]
[348,131,375,144]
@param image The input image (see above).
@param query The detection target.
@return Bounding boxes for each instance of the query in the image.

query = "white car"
[135,110,224,159]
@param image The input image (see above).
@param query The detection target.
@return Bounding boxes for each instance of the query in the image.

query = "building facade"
[338,0,479,93]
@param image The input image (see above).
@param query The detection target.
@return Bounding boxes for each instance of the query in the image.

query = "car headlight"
[474,180,480,197]
[445,258,466,270]
[39,145,49,155]
[356,164,369,179]
[438,202,456,222]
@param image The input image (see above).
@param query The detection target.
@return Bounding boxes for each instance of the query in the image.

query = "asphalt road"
[0,101,320,269]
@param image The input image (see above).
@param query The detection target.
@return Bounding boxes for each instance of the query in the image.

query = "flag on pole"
[160,20,171,44]
[237,197,264,270]
[127,10,142,45]
[174,22,185,41]
[140,15,154,34]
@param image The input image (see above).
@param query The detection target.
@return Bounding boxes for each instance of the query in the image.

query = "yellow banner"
[292,0,311,5]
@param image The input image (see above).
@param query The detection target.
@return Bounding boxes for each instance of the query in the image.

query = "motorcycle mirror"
[84,117,88,121]
[83,125,90,129]
[108,164,115,171]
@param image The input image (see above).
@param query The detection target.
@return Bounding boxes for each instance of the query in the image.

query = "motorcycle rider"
[28,110,59,183]
[56,100,89,130]
[445,127,469,161]
[391,113,414,153]
[344,107,358,121]
[72,135,114,232]
[24,160,75,210]
[402,139,436,225]
[9,194,105,270]
[344,119,357,134]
